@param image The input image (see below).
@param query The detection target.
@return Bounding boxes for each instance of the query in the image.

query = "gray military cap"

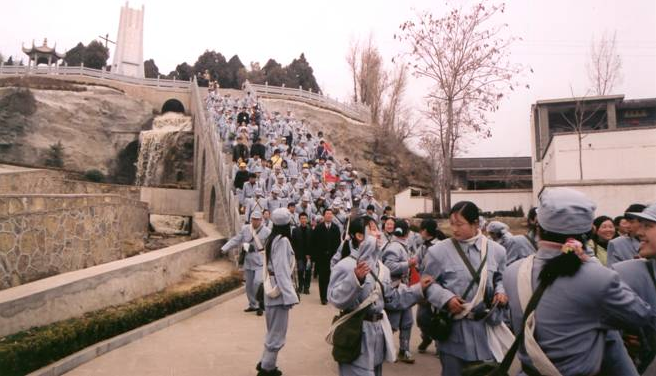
[537,188,596,234]
[271,207,292,226]
[627,203,656,224]
[486,221,509,234]
[251,210,263,220]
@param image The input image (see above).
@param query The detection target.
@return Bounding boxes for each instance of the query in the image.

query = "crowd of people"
[206,86,656,376]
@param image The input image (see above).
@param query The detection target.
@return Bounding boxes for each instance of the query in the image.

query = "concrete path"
[66,280,443,376]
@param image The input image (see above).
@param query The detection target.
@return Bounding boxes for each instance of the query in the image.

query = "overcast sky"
[2,0,655,157]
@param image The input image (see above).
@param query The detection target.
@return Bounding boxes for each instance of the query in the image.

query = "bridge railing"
[0,64,191,90]
[244,81,370,123]
[190,78,242,237]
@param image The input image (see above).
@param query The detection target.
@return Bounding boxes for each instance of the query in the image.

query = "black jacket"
[234,170,249,189]
[237,111,250,125]
[232,144,249,163]
[250,143,266,160]
[311,222,341,263]
[291,224,313,260]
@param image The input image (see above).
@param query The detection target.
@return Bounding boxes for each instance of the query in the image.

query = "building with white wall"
[531,95,656,217]
[394,187,433,218]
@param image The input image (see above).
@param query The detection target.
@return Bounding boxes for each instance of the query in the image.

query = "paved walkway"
[66,280,443,376]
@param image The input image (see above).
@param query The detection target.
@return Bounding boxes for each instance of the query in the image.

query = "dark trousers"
[316,260,331,302]
[285,135,293,148]
[296,258,312,291]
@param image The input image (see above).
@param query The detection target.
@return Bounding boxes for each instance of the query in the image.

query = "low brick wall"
[0,169,141,200]
[0,194,148,290]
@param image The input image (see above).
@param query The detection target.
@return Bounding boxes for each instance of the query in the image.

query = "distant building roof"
[22,39,66,60]
[535,94,624,106]
[452,157,532,171]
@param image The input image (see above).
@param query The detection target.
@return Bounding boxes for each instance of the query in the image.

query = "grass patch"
[0,274,241,376]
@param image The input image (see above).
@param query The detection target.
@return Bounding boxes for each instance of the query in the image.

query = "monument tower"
[112,2,144,78]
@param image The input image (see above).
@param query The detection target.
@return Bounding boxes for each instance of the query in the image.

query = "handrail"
[244,81,370,123]
[190,78,242,236]
[0,64,191,90]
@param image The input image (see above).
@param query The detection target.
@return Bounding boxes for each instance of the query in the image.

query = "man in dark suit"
[232,136,249,163]
[237,107,250,126]
[311,208,341,304]
[291,212,313,295]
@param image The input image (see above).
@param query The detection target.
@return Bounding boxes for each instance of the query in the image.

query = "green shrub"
[44,141,64,168]
[84,169,105,183]
[0,275,241,376]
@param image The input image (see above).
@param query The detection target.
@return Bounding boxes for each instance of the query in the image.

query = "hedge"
[0,274,241,376]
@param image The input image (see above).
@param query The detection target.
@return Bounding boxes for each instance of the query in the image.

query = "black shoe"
[256,363,282,376]
[418,337,432,353]
[303,287,310,295]
[321,300,327,305]
[244,307,258,312]
[256,309,263,316]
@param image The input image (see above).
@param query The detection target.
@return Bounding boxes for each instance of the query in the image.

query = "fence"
[0,64,191,90]
[244,81,370,123]
[190,78,242,236]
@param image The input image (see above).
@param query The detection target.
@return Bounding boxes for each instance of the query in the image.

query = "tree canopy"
[153,52,321,92]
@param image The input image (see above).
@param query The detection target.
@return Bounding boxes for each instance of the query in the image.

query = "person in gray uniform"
[612,202,656,374]
[486,220,536,266]
[256,208,299,376]
[503,188,654,376]
[415,218,446,355]
[422,201,508,375]
[328,217,434,376]
[381,219,419,363]
[221,210,271,316]
[246,189,268,223]
[608,204,646,266]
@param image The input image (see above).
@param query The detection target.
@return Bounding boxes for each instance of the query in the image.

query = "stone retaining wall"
[0,169,141,200]
[0,223,225,337]
[0,194,148,290]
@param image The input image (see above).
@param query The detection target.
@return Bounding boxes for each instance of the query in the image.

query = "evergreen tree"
[287,53,321,92]
[64,42,86,67]
[144,59,159,78]
[84,40,109,69]
[226,55,246,88]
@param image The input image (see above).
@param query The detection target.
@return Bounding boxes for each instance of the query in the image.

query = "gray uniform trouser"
[244,268,263,309]
[260,305,290,370]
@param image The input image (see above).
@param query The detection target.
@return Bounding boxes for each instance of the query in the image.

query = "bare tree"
[587,31,622,96]
[560,87,607,180]
[346,35,418,142]
[397,2,526,213]
[346,39,359,103]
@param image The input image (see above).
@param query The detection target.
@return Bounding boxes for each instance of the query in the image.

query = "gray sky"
[2,0,655,157]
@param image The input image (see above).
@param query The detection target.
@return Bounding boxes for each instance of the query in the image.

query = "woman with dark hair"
[256,208,299,376]
[422,201,509,374]
[379,217,395,247]
[327,217,433,375]
[416,218,446,354]
[381,219,419,363]
[503,188,652,376]
[588,215,617,266]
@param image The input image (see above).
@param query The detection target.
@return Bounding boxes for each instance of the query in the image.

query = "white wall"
[542,128,656,183]
[451,189,534,213]
[395,189,433,218]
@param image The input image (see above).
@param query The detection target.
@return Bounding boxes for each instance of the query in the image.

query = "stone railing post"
[80,62,84,75]
[0,62,3,75]
[157,74,161,87]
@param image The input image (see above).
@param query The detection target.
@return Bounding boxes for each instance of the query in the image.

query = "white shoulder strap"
[517,255,562,376]
[454,236,489,320]
[250,224,264,250]
[325,261,384,345]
